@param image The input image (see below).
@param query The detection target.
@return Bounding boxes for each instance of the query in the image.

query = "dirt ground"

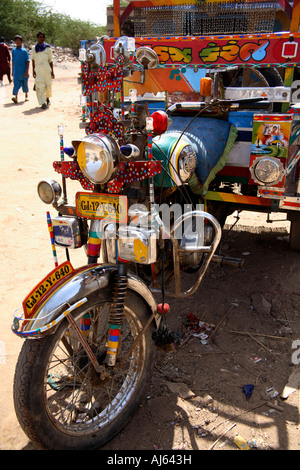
[1,58,300,451]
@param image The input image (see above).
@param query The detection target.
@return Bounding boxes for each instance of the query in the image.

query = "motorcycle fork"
[67,314,104,375]
[67,264,128,374]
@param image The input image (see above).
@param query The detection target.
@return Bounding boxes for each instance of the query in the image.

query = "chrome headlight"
[154,135,198,186]
[251,156,285,185]
[37,179,62,204]
[73,134,120,184]
[178,145,197,183]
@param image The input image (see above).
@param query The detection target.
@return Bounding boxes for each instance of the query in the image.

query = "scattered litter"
[192,332,209,344]
[193,425,210,438]
[266,387,279,399]
[234,434,251,450]
[199,320,214,332]
[242,252,250,256]
[180,313,215,346]
[251,356,262,363]
[248,439,258,449]
[242,384,254,400]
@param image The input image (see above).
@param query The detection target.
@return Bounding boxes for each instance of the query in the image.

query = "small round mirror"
[136,47,159,69]
[87,43,106,67]
[113,36,133,66]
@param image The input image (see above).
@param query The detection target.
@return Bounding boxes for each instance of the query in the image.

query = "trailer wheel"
[222,67,283,111]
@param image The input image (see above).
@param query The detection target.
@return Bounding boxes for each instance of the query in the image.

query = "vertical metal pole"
[114,0,121,37]
[290,0,300,33]
[58,124,67,204]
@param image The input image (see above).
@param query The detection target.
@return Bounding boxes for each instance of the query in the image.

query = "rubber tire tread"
[13,290,155,450]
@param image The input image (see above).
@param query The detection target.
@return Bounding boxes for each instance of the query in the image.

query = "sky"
[40,0,113,25]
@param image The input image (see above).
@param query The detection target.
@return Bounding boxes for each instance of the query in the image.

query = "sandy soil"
[0,59,300,451]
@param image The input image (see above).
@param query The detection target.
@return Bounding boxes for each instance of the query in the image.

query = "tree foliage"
[0,0,107,49]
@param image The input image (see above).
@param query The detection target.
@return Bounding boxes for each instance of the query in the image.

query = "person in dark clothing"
[0,37,12,85]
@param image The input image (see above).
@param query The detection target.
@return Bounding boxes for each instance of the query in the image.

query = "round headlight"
[75,134,119,184]
[178,145,197,183]
[252,157,284,185]
[37,179,62,204]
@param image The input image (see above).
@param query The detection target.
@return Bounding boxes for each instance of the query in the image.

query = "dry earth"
[0,57,300,451]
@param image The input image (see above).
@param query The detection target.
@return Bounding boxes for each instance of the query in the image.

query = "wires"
[153,103,211,206]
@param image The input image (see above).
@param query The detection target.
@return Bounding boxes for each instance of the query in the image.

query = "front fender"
[13,264,158,338]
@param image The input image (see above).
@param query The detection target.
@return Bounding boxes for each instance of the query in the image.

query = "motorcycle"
[12,40,223,450]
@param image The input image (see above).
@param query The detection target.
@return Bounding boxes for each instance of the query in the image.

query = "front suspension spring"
[109,264,128,326]
[106,263,128,366]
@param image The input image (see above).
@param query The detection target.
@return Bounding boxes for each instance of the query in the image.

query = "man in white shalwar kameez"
[31,31,55,109]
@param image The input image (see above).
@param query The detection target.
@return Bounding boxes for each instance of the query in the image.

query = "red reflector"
[151,110,168,135]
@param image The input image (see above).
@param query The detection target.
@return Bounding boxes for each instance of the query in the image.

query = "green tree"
[0,0,107,49]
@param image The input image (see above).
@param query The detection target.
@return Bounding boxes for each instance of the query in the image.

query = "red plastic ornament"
[157,303,170,315]
[151,111,169,135]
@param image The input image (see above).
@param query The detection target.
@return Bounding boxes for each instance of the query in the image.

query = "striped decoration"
[13,298,88,338]
[107,326,121,356]
[204,191,272,207]
[87,232,101,258]
[80,314,91,334]
[46,211,58,267]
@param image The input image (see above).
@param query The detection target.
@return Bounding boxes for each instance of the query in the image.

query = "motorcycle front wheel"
[13,291,155,450]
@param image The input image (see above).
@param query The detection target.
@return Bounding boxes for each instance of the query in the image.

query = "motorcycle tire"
[13,290,155,450]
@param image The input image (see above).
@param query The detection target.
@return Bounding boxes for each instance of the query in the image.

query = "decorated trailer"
[78,0,300,249]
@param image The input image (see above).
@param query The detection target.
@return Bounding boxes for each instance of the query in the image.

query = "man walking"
[0,37,12,86]
[11,35,30,103]
[31,31,55,109]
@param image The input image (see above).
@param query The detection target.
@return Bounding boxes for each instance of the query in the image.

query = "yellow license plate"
[76,192,128,223]
[23,261,74,318]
